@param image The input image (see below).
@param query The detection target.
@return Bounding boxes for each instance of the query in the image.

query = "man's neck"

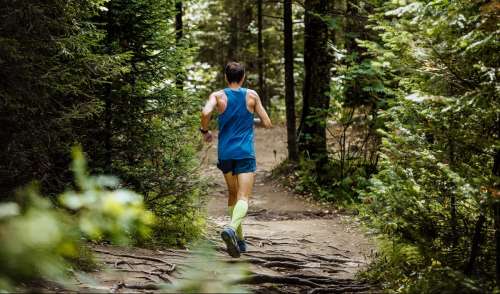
[228,83,242,90]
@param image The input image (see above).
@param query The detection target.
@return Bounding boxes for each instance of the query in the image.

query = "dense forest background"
[0,0,499,292]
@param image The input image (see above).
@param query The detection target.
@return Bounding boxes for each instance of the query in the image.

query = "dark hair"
[225,62,245,83]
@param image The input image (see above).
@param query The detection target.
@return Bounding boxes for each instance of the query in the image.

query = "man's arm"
[249,90,272,128]
[200,92,218,142]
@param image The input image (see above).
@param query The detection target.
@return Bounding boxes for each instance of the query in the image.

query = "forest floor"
[76,126,376,293]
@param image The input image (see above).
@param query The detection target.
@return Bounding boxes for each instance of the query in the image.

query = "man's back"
[212,88,264,116]
[217,87,255,160]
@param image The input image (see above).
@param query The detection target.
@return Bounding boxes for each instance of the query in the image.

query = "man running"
[200,62,272,258]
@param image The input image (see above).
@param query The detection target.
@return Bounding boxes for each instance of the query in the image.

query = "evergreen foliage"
[0,0,204,246]
[95,0,204,245]
[358,0,499,291]
[0,0,122,195]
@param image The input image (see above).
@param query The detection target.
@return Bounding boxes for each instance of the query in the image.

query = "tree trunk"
[495,203,500,286]
[298,0,334,179]
[228,4,239,61]
[257,0,268,109]
[175,1,184,89]
[175,1,183,41]
[449,137,458,245]
[494,149,500,285]
[334,0,347,49]
[104,85,112,172]
[464,214,486,275]
[103,7,115,173]
[284,0,298,162]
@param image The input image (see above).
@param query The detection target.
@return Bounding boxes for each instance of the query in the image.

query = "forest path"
[82,127,375,293]
[202,126,375,293]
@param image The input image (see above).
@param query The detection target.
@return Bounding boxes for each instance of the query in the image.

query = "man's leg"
[223,172,238,207]
[229,172,254,233]
[223,172,244,240]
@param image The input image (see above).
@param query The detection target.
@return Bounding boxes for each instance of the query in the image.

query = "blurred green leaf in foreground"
[0,147,154,291]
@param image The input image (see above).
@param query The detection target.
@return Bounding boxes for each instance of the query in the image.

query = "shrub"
[0,148,153,291]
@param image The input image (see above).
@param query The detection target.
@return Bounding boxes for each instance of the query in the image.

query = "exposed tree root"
[263,261,305,269]
[94,248,176,269]
[224,257,268,265]
[156,248,189,254]
[243,252,358,273]
[111,281,162,291]
[137,276,157,282]
[215,233,304,247]
[286,274,357,285]
[246,235,297,242]
[122,283,161,290]
[110,283,123,293]
[308,285,371,293]
[239,274,323,288]
[310,254,364,264]
[246,249,347,259]
[155,252,189,258]
[244,240,259,246]
[248,209,268,215]
[155,264,177,274]
[254,236,294,241]
[245,253,306,264]
[327,244,346,252]
[256,249,351,261]
[112,269,173,283]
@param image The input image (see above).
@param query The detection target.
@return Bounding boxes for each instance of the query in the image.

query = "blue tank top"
[217,88,255,160]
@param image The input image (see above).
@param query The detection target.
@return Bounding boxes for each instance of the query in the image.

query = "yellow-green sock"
[230,200,248,239]
[228,205,244,240]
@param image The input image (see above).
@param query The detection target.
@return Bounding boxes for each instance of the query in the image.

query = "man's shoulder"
[210,89,225,97]
[246,89,259,98]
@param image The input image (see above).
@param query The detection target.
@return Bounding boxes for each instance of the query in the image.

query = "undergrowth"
[271,158,370,206]
[358,237,488,294]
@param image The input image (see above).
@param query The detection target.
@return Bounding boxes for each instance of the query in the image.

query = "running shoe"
[220,227,241,258]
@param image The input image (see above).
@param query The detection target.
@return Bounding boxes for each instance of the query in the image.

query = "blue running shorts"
[217,158,256,175]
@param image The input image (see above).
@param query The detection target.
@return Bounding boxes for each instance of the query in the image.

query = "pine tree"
[284,0,298,161]
[0,0,121,195]
[97,0,203,244]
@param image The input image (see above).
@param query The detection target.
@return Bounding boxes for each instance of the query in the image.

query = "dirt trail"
[81,127,375,293]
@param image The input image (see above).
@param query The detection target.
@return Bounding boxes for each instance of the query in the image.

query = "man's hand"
[203,131,213,143]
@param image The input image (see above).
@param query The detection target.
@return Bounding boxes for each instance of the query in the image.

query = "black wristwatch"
[199,128,209,134]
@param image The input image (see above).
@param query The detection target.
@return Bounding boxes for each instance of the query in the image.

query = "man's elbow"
[201,110,211,118]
